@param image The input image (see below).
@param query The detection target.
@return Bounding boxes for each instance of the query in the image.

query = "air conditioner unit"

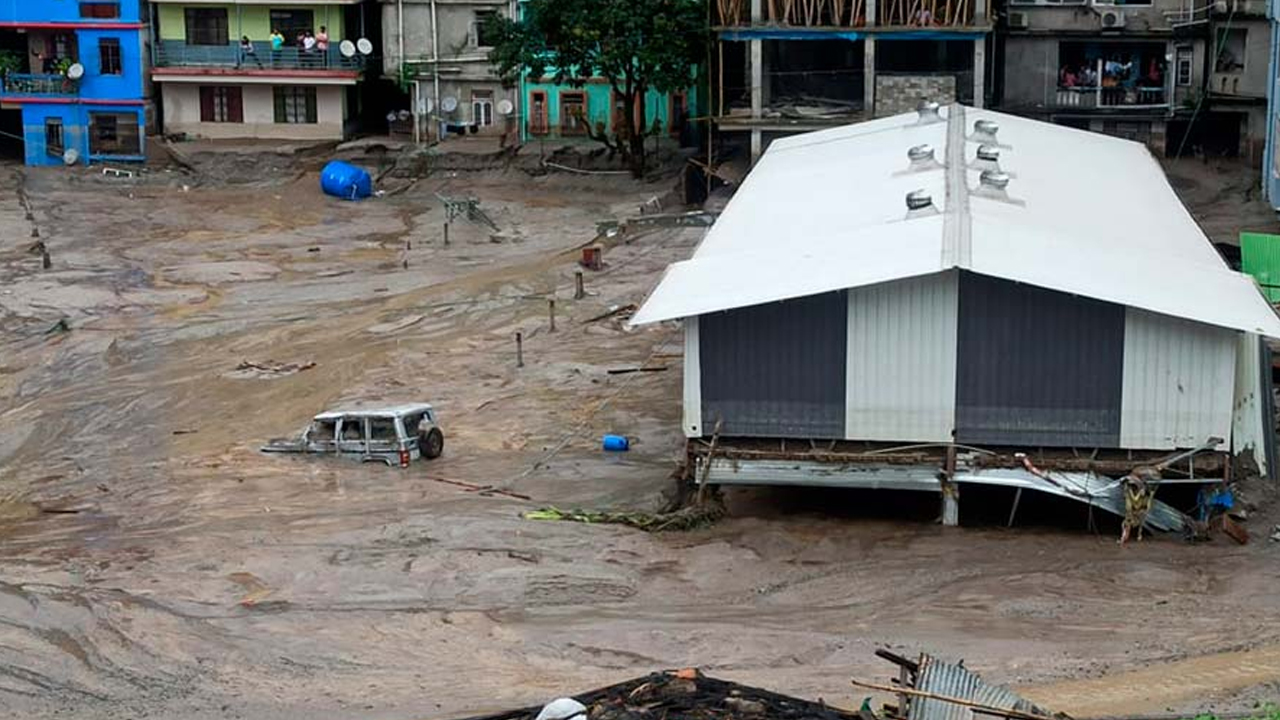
[1008,11,1029,28]
[1100,8,1126,27]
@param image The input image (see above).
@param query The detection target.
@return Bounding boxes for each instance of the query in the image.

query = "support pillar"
[973,38,986,109]
[864,37,876,117]
[866,0,878,25]
[941,445,959,527]
[750,37,764,163]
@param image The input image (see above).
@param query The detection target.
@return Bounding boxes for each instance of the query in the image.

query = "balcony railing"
[714,0,989,26]
[154,40,364,71]
[1054,85,1167,108]
[0,73,79,97]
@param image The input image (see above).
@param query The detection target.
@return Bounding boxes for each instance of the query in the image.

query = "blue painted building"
[0,0,148,166]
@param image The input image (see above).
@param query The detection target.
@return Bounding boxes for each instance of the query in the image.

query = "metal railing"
[1054,85,1167,107]
[0,73,79,97]
[155,40,363,71]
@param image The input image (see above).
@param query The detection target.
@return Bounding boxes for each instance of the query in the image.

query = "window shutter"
[274,88,286,123]
[306,88,317,123]
[200,86,215,122]
[228,87,244,123]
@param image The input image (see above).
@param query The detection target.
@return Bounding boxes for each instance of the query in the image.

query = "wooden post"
[574,270,585,299]
[516,331,524,368]
[548,298,556,332]
[443,222,450,246]
[941,443,959,526]
[41,249,51,270]
[696,418,724,505]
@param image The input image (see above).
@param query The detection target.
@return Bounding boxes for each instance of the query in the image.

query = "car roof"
[313,403,434,421]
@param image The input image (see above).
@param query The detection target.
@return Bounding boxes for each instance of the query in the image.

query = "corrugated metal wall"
[1121,308,1236,450]
[955,272,1126,447]
[699,291,847,438]
[845,272,958,442]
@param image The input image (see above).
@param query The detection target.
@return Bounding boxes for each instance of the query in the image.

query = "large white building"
[634,104,1280,527]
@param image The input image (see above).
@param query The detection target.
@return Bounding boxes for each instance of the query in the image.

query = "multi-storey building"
[149,1,376,140]
[711,0,993,161]
[380,0,519,142]
[0,0,150,166]
[1267,0,1280,208]
[997,0,1211,151]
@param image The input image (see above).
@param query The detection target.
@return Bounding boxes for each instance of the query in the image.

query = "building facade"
[1264,0,1280,207]
[520,79,699,145]
[997,0,1214,153]
[711,0,992,161]
[150,1,374,141]
[380,0,519,142]
[0,0,150,166]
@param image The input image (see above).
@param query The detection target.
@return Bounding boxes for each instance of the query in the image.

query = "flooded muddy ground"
[1,156,1279,719]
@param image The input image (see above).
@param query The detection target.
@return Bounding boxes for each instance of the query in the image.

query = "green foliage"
[487,0,705,175]
[0,50,22,78]
[1186,704,1280,720]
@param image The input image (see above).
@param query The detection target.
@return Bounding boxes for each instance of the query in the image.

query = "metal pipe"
[431,0,441,142]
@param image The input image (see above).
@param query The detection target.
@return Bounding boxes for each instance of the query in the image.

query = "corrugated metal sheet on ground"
[954,272,1125,447]
[1120,308,1236,450]
[845,272,958,443]
[1241,232,1280,303]
[699,291,847,438]
[909,655,1048,720]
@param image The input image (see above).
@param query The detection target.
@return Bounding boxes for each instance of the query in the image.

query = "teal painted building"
[520,78,699,144]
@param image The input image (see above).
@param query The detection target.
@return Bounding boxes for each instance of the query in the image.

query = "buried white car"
[262,403,443,467]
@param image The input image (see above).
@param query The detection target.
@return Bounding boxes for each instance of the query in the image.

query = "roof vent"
[970,144,1011,175]
[905,189,939,217]
[915,100,943,125]
[973,119,999,143]
[905,143,943,172]
[971,170,1024,206]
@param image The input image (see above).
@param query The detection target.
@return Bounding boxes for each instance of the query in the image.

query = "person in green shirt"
[269,29,284,66]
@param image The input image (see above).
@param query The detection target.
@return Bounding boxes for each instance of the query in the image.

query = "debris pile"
[855,650,1058,720]
[522,502,726,533]
[459,670,861,720]
[226,359,316,380]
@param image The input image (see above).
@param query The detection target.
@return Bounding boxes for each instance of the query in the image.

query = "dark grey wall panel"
[700,291,847,438]
[955,272,1125,447]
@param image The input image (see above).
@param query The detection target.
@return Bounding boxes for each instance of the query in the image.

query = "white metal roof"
[632,105,1280,337]
[315,403,434,420]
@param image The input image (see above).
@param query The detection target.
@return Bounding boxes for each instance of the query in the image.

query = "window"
[474,10,500,48]
[560,91,587,135]
[530,90,548,134]
[79,2,120,18]
[472,90,494,127]
[270,9,315,46]
[274,86,318,124]
[200,86,244,123]
[99,38,121,75]
[184,8,229,47]
[1176,47,1193,86]
[45,118,64,158]
[89,112,141,156]
[1215,29,1246,73]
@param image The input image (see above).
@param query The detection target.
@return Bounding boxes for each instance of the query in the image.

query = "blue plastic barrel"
[602,434,629,452]
[320,160,373,201]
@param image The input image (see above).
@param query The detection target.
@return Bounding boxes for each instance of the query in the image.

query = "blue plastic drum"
[602,434,630,452]
[320,160,373,201]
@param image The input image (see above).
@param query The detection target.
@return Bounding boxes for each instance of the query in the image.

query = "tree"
[488,0,705,177]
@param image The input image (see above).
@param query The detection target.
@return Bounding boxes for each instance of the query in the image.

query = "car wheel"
[420,428,444,459]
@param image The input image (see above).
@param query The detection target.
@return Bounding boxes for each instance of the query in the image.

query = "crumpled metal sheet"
[954,468,1187,532]
[907,654,1049,720]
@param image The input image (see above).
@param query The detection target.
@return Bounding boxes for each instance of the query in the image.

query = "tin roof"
[314,403,434,420]
[632,105,1280,337]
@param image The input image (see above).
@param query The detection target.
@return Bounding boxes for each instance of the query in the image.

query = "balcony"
[714,0,989,27]
[1053,85,1167,109]
[0,73,79,98]
[154,40,364,72]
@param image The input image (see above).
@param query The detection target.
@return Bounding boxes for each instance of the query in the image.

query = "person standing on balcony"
[316,26,330,52]
[238,36,264,69]
[270,29,285,67]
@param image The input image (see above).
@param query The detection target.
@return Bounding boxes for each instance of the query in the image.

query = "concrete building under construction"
[711,0,992,162]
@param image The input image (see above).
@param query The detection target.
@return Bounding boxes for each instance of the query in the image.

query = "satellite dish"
[63,148,79,166]
[441,95,458,113]
[497,99,514,116]
[386,111,399,123]
[356,38,374,56]
[66,63,84,80]
[397,109,412,121]
[339,40,357,58]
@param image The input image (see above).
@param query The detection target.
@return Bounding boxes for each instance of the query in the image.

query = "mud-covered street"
[1,155,1280,719]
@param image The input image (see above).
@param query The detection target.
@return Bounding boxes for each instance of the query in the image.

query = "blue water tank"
[602,434,630,452]
[320,160,373,201]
